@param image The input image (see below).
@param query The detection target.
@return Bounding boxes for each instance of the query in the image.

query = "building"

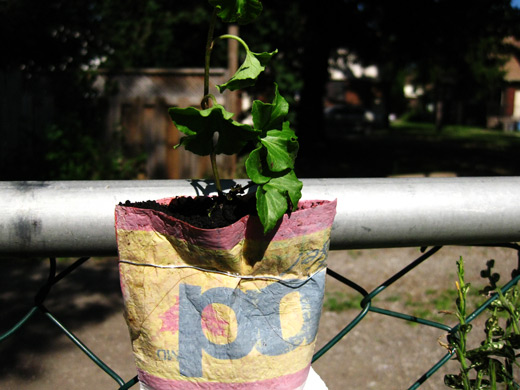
[488,38,520,131]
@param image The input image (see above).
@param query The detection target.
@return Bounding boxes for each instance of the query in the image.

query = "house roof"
[503,37,520,82]
[504,56,520,82]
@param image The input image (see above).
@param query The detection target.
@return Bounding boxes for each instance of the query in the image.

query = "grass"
[323,283,489,325]
[299,119,520,178]
[323,291,361,312]
[390,120,520,150]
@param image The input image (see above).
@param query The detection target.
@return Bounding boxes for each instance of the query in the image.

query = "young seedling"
[169,0,302,233]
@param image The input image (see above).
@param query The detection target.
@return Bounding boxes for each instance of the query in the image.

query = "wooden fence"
[98,68,238,180]
[0,71,54,179]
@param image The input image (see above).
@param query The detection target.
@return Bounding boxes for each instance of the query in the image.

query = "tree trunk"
[435,100,443,132]
[296,3,331,173]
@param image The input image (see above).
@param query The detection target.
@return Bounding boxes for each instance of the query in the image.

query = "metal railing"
[1,177,520,389]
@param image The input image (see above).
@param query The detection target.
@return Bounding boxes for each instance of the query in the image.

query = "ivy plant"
[442,257,520,390]
[168,0,302,233]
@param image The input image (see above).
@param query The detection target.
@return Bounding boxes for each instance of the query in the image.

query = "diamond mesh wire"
[1,244,519,389]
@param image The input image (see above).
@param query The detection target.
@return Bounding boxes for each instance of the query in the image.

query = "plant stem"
[203,8,218,106]
[501,289,520,334]
[456,258,472,390]
[210,151,222,193]
[476,370,483,389]
[490,359,497,390]
[218,34,250,51]
[204,8,222,193]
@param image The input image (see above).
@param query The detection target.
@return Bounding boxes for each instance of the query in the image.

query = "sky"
[513,0,520,8]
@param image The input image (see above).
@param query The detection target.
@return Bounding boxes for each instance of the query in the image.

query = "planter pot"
[115,198,337,390]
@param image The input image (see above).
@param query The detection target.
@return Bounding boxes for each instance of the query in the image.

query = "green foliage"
[170,103,258,155]
[209,0,263,25]
[44,121,146,180]
[96,1,217,69]
[358,0,520,124]
[216,45,277,92]
[169,0,302,233]
[443,257,520,390]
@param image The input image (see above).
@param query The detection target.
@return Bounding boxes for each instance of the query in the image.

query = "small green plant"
[168,0,302,233]
[443,257,520,389]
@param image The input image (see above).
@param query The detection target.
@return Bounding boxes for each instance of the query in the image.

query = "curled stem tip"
[217,34,249,51]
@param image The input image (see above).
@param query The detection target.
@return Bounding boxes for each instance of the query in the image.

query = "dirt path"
[314,246,519,389]
[0,246,518,389]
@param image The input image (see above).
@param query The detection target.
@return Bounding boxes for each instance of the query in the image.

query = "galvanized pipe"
[1,177,519,257]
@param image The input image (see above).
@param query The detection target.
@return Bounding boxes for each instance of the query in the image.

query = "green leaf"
[466,341,515,361]
[244,145,270,184]
[209,0,263,25]
[217,48,277,92]
[169,104,258,156]
[260,124,298,172]
[245,123,298,182]
[251,83,288,132]
[268,170,303,211]
[256,170,302,233]
[256,184,287,234]
[247,85,297,181]
[485,316,504,338]
[507,333,520,348]
[444,374,464,389]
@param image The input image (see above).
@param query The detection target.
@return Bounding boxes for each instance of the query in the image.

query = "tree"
[1,0,111,179]
[353,0,520,129]
[294,0,520,134]
[3,0,520,179]
[0,0,216,179]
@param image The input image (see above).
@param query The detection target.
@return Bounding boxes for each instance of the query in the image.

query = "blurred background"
[3,3,520,389]
[2,0,520,181]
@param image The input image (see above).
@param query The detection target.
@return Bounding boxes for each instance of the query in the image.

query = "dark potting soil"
[121,193,257,229]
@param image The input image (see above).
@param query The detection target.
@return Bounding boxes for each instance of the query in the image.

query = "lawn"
[391,120,520,150]
[297,120,520,178]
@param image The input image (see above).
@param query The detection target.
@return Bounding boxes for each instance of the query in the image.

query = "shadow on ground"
[1,247,519,389]
[0,257,126,383]
[297,129,520,178]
